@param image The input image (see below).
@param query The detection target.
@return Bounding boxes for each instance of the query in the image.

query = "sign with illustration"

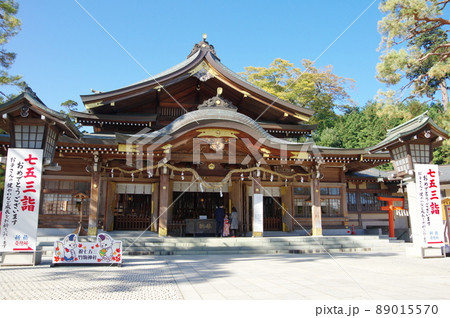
[52,233,122,266]
[0,148,43,252]
[415,164,444,247]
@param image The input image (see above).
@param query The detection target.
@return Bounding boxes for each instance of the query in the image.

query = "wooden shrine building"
[0,36,420,237]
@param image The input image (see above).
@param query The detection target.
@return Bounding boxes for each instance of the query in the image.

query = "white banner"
[253,193,264,233]
[0,148,43,252]
[415,164,444,247]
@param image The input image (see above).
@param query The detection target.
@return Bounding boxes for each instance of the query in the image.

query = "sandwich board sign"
[51,233,123,266]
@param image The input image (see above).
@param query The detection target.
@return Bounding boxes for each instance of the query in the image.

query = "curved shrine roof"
[79,38,314,123]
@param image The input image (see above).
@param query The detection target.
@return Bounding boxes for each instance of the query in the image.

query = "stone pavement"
[0,257,182,300]
[1,251,450,300]
[163,251,450,300]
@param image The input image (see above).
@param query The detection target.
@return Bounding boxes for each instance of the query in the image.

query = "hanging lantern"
[181,171,184,180]
[220,187,223,197]
[301,176,304,183]
[111,169,114,178]
[148,170,153,178]
[270,174,273,182]
[131,173,134,182]
[240,173,244,181]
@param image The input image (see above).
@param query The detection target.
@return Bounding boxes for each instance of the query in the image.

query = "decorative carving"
[192,68,215,82]
[189,61,216,82]
[20,105,30,117]
[196,128,239,138]
[197,87,237,111]
[187,35,218,59]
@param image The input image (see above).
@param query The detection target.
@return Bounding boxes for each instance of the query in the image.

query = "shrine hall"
[0,36,447,238]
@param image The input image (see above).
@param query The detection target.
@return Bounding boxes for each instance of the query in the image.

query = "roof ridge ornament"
[23,85,47,107]
[187,34,219,60]
[197,87,237,111]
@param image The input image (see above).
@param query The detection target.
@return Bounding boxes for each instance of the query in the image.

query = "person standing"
[230,207,239,237]
[223,214,230,237]
[215,204,225,237]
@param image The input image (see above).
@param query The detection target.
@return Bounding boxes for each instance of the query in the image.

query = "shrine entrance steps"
[37,232,408,256]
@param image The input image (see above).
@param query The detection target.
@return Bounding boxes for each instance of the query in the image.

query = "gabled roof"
[368,112,449,153]
[79,38,314,123]
[0,88,82,139]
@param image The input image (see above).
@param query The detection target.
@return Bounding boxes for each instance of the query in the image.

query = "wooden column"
[311,170,323,236]
[158,168,169,236]
[151,182,159,232]
[88,171,101,236]
[340,168,349,228]
[252,176,263,237]
[230,180,244,234]
[104,182,116,231]
[281,186,293,232]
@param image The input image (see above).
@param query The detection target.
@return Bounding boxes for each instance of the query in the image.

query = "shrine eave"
[0,90,82,140]
[369,112,449,153]
[70,110,157,126]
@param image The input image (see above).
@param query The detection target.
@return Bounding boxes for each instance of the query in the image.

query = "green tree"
[240,58,356,131]
[61,99,78,112]
[377,0,450,111]
[0,0,23,101]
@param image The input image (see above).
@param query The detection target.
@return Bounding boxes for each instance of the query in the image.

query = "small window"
[321,198,342,217]
[14,125,45,149]
[294,198,311,217]
[392,145,409,172]
[347,192,357,211]
[410,143,430,164]
[293,187,310,196]
[320,187,341,195]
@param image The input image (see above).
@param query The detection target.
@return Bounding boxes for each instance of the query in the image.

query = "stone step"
[38,234,407,257]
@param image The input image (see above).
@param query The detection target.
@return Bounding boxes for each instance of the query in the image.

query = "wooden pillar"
[88,171,101,236]
[158,168,169,237]
[230,180,244,234]
[340,169,349,228]
[104,182,116,232]
[252,177,263,237]
[311,170,323,236]
[281,186,293,232]
[151,182,159,232]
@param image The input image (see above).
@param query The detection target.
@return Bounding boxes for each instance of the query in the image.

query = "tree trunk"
[439,80,448,112]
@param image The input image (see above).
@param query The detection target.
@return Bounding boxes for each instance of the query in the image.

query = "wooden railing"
[38,214,88,228]
[114,215,151,230]
[168,220,186,237]
[264,217,282,231]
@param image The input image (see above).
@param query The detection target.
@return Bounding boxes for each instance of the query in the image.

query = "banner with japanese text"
[253,193,263,233]
[415,164,444,247]
[0,148,43,252]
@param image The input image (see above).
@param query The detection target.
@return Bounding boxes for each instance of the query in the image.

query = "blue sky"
[5,0,386,113]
